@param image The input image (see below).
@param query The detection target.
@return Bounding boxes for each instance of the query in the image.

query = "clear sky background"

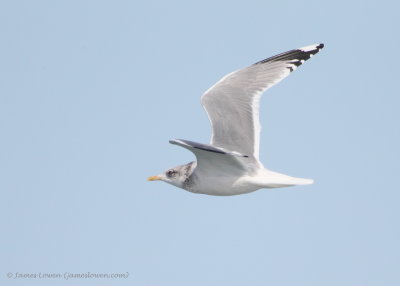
[1,0,399,285]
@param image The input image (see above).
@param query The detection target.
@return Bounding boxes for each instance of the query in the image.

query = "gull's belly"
[188,175,260,196]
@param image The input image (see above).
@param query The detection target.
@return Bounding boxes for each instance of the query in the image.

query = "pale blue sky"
[1,0,399,285]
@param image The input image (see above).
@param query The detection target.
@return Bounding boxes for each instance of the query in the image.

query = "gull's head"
[148,162,195,189]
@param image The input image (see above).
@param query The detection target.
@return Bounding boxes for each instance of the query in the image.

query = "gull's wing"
[201,43,324,162]
[169,139,253,175]
[170,139,248,157]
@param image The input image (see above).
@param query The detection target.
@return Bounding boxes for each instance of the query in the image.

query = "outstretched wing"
[201,43,324,161]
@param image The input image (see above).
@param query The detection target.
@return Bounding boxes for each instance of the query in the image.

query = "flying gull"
[148,43,324,196]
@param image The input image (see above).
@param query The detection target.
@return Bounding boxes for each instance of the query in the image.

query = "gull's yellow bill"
[147,175,161,181]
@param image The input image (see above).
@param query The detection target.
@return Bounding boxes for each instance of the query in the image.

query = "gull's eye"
[166,170,177,178]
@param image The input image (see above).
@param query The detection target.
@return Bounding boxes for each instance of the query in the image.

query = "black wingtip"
[254,43,324,67]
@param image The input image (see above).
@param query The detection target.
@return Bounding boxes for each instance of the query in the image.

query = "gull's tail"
[291,177,314,185]
[253,169,314,188]
[268,176,314,188]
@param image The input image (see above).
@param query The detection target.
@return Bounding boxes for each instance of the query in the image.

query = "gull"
[148,43,324,196]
